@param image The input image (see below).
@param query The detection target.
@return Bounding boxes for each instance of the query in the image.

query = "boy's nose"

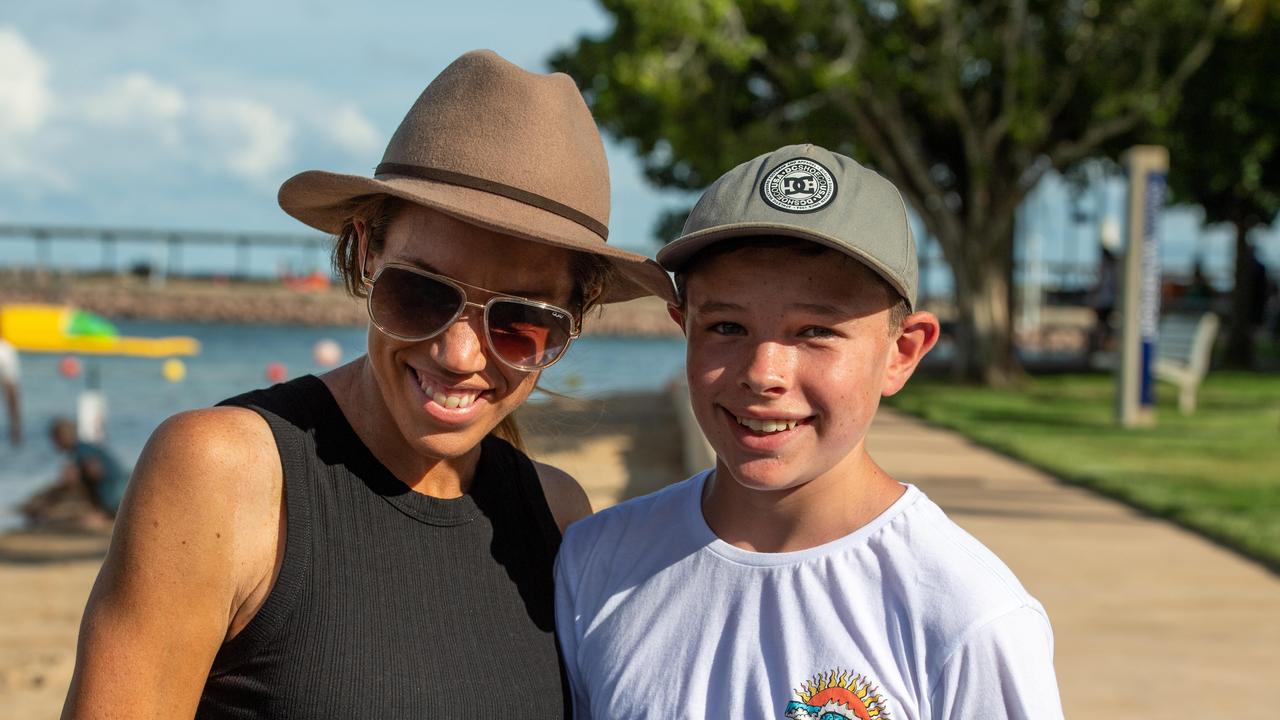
[739,341,791,395]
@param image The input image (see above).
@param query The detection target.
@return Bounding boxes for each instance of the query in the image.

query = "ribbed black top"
[198,375,569,718]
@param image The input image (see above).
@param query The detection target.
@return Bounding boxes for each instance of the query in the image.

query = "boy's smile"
[724,408,813,452]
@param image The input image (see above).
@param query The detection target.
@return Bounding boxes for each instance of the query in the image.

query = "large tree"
[1157,3,1280,368]
[552,0,1232,383]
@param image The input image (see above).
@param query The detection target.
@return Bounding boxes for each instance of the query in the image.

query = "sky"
[1,0,1275,292]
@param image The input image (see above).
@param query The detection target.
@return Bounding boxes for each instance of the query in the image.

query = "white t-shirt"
[555,471,1064,719]
[0,339,19,385]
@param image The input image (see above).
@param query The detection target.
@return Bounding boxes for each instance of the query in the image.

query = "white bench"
[1154,312,1219,415]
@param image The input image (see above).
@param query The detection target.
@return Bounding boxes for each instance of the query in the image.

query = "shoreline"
[0,271,681,336]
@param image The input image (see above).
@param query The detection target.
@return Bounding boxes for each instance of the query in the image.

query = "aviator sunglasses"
[362,262,581,372]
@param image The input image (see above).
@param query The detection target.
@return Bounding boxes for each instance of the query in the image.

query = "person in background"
[50,417,128,520]
[60,49,673,719]
[0,336,21,446]
[1087,245,1118,354]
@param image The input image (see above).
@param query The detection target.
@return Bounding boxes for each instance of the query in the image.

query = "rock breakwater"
[0,271,680,336]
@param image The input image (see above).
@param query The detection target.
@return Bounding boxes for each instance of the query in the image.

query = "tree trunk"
[949,229,1021,385]
[1224,221,1256,369]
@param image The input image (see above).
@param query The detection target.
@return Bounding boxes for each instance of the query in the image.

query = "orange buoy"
[265,361,287,384]
[58,355,82,379]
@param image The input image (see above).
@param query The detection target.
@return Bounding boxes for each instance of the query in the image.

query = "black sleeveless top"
[198,375,569,718]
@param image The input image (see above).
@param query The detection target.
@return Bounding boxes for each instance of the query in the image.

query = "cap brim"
[658,222,913,309]
[279,170,674,304]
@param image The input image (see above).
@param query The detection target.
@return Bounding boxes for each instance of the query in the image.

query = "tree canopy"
[552,0,1235,383]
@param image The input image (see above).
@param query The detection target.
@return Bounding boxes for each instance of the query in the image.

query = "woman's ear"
[667,304,687,336]
[355,219,372,283]
[582,283,604,311]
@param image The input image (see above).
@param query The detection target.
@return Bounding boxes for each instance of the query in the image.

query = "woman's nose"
[429,312,488,375]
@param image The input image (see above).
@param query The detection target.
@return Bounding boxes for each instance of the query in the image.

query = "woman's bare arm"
[61,407,283,719]
[534,461,593,534]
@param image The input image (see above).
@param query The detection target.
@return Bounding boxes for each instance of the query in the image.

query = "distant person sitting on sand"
[0,337,21,446]
[555,145,1063,718]
[21,417,128,530]
[50,417,128,519]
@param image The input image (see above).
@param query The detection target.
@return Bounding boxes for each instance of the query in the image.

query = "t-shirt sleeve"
[554,530,593,720]
[929,605,1064,719]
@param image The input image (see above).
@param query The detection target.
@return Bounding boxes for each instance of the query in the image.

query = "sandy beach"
[0,391,683,719]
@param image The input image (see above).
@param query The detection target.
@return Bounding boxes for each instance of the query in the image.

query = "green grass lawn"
[887,371,1280,571]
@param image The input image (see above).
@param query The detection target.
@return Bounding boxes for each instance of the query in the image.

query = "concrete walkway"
[867,408,1280,718]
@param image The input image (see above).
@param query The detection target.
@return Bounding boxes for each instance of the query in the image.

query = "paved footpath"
[867,408,1280,718]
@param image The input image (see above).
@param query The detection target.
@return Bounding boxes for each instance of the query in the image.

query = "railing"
[0,224,330,280]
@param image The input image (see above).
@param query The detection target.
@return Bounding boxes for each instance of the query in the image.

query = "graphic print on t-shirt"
[782,668,890,719]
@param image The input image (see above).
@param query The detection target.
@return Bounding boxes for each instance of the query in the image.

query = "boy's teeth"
[736,416,798,433]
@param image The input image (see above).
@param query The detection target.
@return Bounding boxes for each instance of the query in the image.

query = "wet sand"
[0,391,684,718]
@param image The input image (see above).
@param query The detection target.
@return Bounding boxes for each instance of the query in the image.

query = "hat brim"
[658,222,914,309]
[279,170,674,304]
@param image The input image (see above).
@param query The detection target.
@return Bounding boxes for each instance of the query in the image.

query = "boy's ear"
[667,304,687,336]
[882,311,940,397]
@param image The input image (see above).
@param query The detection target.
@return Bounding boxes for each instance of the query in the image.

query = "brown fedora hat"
[278,49,673,304]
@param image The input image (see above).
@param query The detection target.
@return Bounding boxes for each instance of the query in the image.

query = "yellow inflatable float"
[0,303,200,357]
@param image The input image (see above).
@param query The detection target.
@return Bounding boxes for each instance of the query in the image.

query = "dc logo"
[783,176,816,194]
[761,158,836,213]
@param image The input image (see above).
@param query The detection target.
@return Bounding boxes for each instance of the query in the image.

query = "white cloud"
[322,103,381,156]
[192,96,294,182]
[85,72,187,148]
[86,73,186,125]
[0,26,53,135]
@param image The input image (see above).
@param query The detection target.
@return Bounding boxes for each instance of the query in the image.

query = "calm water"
[0,320,687,528]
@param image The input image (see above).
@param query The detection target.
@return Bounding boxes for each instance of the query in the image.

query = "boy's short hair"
[658,144,918,316]
[672,235,910,331]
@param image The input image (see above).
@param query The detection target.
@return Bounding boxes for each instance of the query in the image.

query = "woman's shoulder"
[529,459,592,534]
[126,406,283,541]
[147,406,279,477]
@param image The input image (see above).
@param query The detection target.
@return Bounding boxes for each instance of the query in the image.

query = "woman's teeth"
[735,415,799,433]
[433,391,476,409]
[416,373,480,409]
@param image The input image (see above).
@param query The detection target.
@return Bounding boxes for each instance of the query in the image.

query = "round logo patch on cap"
[759,157,837,213]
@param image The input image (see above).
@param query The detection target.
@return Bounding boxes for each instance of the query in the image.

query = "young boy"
[555,144,1063,718]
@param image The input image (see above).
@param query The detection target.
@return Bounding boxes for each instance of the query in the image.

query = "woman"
[61,50,673,718]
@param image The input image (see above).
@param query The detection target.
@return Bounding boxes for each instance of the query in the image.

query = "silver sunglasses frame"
[362,262,581,372]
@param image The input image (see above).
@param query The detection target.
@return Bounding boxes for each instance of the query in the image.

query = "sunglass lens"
[487,300,574,369]
[369,267,463,339]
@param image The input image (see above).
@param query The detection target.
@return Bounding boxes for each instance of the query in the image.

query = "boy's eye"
[708,321,746,336]
[800,326,837,339]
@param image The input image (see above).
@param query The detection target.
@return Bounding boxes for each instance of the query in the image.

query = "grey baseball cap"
[657,144,918,309]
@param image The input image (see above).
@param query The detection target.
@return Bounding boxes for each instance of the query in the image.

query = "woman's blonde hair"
[331,194,613,451]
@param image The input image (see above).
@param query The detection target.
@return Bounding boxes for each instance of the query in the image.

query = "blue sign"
[1139,171,1166,407]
